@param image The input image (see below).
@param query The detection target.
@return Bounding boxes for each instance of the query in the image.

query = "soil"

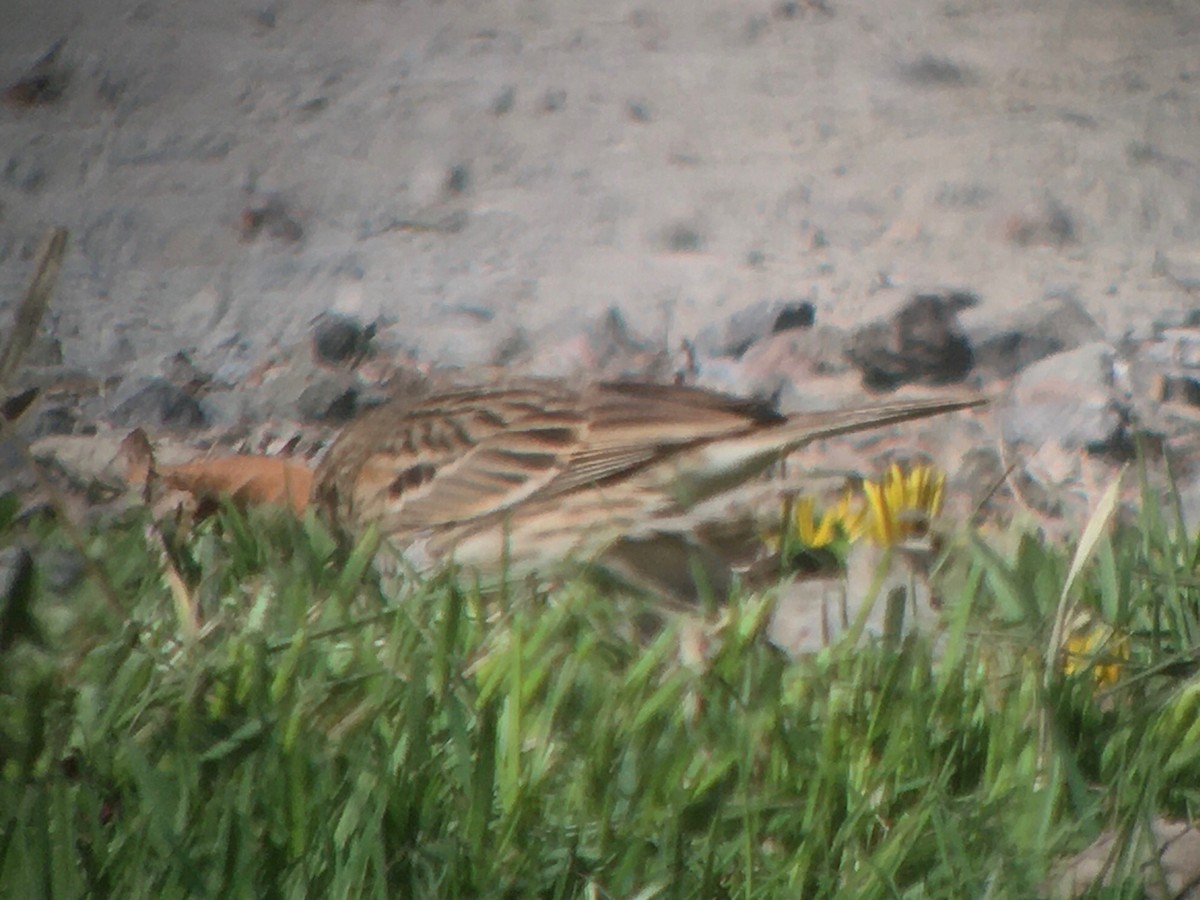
[3,0,1199,382]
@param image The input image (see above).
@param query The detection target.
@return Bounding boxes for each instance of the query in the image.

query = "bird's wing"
[329,384,584,530]
[322,381,777,529]
[527,381,785,499]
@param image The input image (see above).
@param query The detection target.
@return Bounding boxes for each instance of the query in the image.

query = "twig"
[0,227,67,391]
[0,228,127,619]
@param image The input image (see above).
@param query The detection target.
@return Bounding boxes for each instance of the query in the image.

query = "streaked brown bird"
[313,379,983,599]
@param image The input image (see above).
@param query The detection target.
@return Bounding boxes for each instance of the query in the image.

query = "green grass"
[3,474,1200,898]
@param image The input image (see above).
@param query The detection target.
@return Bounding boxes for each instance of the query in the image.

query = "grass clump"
[2,477,1200,898]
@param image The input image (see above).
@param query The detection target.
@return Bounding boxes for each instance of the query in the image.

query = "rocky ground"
[1,0,1199,540]
[5,3,1200,890]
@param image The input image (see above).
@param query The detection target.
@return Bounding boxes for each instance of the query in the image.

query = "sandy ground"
[2,0,1200,383]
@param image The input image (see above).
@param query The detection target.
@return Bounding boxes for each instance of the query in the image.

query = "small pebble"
[108,378,207,430]
[312,314,374,366]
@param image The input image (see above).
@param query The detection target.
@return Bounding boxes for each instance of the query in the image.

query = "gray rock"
[1003,342,1127,452]
[694,298,818,359]
[0,441,24,488]
[1006,198,1077,248]
[492,85,516,115]
[108,377,207,430]
[626,99,653,122]
[296,376,358,423]
[521,308,671,381]
[24,334,64,368]
[723,326,852,407]
[901,55,974,87]
[161,351,211,390]
[312,314,375,367]
[968,292,1104,380]
[31,406,76,437]
[444,163,471,196]
[249,351,363,424]
[587,307,666,375]
[1046,817,1200,898]
[845,292,976,391]
[663,222,704,253]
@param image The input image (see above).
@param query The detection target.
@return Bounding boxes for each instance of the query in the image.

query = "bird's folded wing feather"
[368,382,779,528]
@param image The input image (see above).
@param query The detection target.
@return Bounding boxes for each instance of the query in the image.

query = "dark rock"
[2,38,70,110]
[901,55,973,87]
[492,86,516,115]
[312,314,375,366]
[161,351,211,391]
[2,72,68,108]
[845,292,976,391]
[542,88,566,112]
[664,223,703,253]
[627,100,652,122]
[296,96,328,118]
[969,292,1104,379]
[254,4,278,28]
[108,378,207,430]
[2,388,39,423]
[32,406,76,437]
[772,302,815,334]
[238,196,303,243]
[491,329,530,367]
[445,163,471,195]
[695,298,819,359]
[296,376,358,423]
[1159,374,1200,407]
[1006,199,1077,248]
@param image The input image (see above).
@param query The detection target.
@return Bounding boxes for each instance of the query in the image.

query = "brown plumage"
[313,379,984,595]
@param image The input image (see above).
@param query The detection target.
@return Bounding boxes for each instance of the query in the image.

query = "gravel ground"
[3,0,1199,384]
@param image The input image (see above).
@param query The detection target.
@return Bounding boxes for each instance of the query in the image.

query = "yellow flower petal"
[853,463,945,547]
[1064,620,1129,689]
[788,496,841,548]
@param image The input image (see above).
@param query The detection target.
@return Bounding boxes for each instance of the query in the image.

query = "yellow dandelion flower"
[790,496,841,549]
[762,495,843,554]
[1063,619,1129,689]
[846,463,945,547]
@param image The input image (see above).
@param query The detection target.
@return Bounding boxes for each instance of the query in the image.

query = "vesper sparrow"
[313,379,983,597]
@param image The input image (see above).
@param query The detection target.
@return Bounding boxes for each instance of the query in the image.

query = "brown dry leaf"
[158,455,314,515]
[120,428,156,490]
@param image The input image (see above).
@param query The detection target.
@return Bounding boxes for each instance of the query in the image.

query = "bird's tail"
[774,394,987,450]
[673,394,986,506]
